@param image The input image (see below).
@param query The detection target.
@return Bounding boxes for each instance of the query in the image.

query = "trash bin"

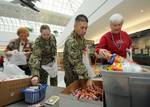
[101,71,150,107]
[129,77,150,107]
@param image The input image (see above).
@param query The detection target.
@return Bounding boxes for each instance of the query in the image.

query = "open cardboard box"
[59,79,103,107]
[0,77,31,107]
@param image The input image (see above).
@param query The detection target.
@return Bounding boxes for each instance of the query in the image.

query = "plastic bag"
[102,50,142,73]
[82,50,96,78]
[122,61,142,73]
[3,60,25,76]
[41,62,58,78]
[6,50,27,65]
[0,72,9,81]
[126,48,133,61]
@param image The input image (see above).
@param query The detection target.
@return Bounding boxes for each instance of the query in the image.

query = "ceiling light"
[4,0,14,2]
[140,9,144,13]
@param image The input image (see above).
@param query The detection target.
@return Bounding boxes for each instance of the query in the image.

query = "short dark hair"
[75,14,88,23]
[40,25,50,33]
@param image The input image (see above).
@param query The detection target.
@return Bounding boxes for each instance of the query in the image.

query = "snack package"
[105,62,123,71]
[72,85,103,101]
[102,51,142,72]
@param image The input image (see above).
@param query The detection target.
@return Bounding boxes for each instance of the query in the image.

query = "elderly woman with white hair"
[96,13,132,58]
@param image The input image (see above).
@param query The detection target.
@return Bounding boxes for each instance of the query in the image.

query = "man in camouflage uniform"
[63,14,94,87]
[29,25,57,86]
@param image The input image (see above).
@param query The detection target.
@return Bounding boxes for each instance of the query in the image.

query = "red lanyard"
[111,32,124,50]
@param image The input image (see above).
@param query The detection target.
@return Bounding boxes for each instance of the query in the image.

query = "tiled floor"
[48,71,66,87]
[57,71,66,87]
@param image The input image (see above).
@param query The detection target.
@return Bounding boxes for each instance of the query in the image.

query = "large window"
[0,16,65,35]
[35,0,85,16]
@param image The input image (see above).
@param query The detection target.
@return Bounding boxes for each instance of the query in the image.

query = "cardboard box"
[59,79,103,107]
[0,77,31,107]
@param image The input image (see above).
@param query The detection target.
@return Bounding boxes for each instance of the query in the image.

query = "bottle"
[107,53,124,65]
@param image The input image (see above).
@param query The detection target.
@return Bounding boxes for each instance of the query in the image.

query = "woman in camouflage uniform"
[29,25,57,86]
